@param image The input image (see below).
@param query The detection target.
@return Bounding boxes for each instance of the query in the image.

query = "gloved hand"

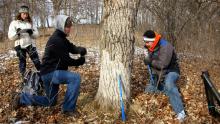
[77,56,85,65]
[17,29,30,35]
[79,47,87,56]
[144,55,152,65]
[26,29,33,35]
[16,28,21,36]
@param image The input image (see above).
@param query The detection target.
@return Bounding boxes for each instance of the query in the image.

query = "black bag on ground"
[22,69,44,95]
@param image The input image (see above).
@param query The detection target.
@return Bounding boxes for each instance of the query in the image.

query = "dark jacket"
[40,30,84,75]
[149,39,180,75]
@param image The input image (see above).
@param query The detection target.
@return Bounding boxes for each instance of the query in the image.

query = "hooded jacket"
[40,15,85,75]
[8,20,39,48]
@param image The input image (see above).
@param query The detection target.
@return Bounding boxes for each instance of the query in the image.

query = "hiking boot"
[177,110,186,123]
[62,110,81,118]
[11,92,22,110]
[144,84,159,93]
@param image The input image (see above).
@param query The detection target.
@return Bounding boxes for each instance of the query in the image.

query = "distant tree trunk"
[40,16,45,28]
[69,0,71,15]
[2,0,12,40]
[95,0,99,24]
[51,0,62,16]
[64,0,67,15]
[72,0,78,22]
[96,0,140,111]
[36,19,39,27]
[46,18,50,27]
[164,0,177,46]
[100,2,103,22]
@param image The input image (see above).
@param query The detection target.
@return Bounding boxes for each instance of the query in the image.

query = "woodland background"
[0,0,220,123]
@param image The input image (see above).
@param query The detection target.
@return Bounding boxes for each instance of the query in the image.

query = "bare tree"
[136,0,220,59]
[137,0,219,45]
[96,0,140,111]
[51,0,62,16]
[2,0,13,40]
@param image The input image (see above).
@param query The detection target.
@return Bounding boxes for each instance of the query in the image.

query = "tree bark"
[96,0,140,111]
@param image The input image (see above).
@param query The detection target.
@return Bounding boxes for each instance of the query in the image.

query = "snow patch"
[0,50,17,73]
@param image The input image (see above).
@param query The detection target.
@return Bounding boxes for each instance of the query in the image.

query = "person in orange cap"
[143,30,186,122]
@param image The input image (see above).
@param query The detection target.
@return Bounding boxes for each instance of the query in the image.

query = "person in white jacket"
[8,5,41,77]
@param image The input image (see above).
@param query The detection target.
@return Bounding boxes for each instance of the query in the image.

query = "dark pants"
[14,45,41,76]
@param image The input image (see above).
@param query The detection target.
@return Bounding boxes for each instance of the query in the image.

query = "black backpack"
[22,69,44,95]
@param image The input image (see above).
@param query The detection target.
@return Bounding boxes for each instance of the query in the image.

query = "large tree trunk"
[96,0,140,111]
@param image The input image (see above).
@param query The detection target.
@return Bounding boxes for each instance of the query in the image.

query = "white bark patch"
[97,50,130,108]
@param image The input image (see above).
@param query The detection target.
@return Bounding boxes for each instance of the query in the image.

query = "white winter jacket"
[8,20,39,48]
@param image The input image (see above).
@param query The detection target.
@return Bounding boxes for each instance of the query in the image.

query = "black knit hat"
[19,5,29,13]
[143,30,156,42]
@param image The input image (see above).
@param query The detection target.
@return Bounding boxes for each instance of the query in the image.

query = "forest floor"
[0,35,220,124]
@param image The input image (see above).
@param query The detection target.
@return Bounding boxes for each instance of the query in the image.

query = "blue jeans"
[19,70,81,112]
[145,72,184,114]
[163,72,184,114]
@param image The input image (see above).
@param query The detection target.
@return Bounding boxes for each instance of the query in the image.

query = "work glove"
[79,47,87,56]
[16,28,21,36]
[144,56,152,65]
[77,56,85,65]
[17,29,30,35]
[143,48,152,65]
[26,29,33,35]
[144,53,152,65]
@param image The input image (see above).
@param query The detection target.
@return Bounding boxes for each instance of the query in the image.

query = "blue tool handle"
[147,65,154,84]
[118,75,126,122]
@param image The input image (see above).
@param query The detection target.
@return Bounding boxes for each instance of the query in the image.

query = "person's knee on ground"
[41,73,60,106]
[145,84,157,93]
[46,84,59,106]
[145,74,159,93]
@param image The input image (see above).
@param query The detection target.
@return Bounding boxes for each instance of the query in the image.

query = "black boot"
[11,92,22,110]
